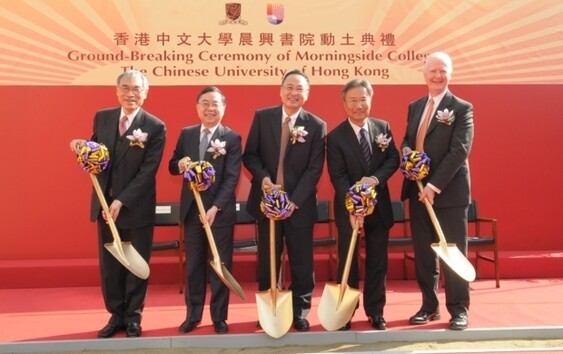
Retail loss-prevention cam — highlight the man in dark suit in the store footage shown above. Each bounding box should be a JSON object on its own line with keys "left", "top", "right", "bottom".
{"left": 70, "top": 70, "right": 166, "bottom": 338}
{"left": 327, "top": 79, "right": 399, "bottom": 331}
{"left": 169, "top": 86, "right": 242, "bottom": 335}
{"left": 401, "top": 52, "right": 474, "bottom": 330}
{"left": 243, "top": 69, "right": 326, "bottom": 331}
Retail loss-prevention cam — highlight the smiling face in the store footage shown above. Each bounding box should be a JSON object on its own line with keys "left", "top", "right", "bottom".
{"left": 280, "top": 73, "right": 309, "bottom": 115}
{"left": 423, "top": 53, "right": 452, "bottom": 96}
{"left": 116, "top": 74, "right": 148, "bottom": 115}
{"left": 343, "top": 85, "right": 372, "bottom": 127}
{"left": 196, "top": 91, "right": 225, "bottom": 128}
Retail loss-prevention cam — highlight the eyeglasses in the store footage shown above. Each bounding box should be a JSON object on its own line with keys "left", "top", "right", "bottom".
{"left": 282, "top": 85, "right": 308, "bottom": 94}
{"left": 346, "top": 98, "right": 370, "bottom": 106}
{"left": 118, "top": 85, "right": 145, "bottom": 94}
{"left": 198, "top": 101, "right": 223, "bottom": 109}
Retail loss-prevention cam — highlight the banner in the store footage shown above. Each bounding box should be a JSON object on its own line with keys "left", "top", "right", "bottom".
{"left": 1, "top": 0, "right": 562, "bottom": 85}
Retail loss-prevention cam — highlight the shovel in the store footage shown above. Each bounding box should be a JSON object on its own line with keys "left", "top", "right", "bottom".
{"left": 417, "top": 181, "right": 476, "bottom": 282}
{"left": 317, "top": 222, "right": 361, "bottom": 331}
{"left": 255, "top": 218, "right": 293, "bottom": 338}
{"left": 90, "top": 174, "right": 150, "bottom": 280}
{"left": 191, "top": 188, "right": 246, "bottom": 301}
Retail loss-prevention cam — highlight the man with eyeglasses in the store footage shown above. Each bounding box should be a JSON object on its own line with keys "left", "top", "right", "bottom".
{"left": 243, "top": 69, "right": 327, "bottom": 332}
{"left": 327, "top": 79, "right": 399, "bottom": 331}
{"left": 69, "top": 70, "right": 166, "bottom": 338}
{"left": 169, "top": 86, "right": 242, "bottom": 335}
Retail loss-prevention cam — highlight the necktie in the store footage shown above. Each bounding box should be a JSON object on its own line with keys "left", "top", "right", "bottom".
{"left": 199, "top": 128, "right": 210, "bottom": 160}
{"left": 119, "top": 116, "right": 128, "bottom": 136}
{"left": 415, "top": 98, "right": 434, "bottom": 151}
{"left": 276, "top": 116, "right": 291, "bottom": 187}
{"left": 359, "top": 128, "right": 372, "bottom": 166}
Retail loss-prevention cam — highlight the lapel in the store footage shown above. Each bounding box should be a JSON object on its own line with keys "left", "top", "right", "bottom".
{"left": 269, "top": 106, "right": 284, "bottom": 153}
{"left": 427, "top": 91, "right": 453, "bottom": 136}
{"left": 201, "top": 124, "right": 225, "bottom": 161}
{"left": 113, "top": 109, "right": 145, "bottom": 167}
{"left": 286, "top": 108, "right": 310, "bottom": 154}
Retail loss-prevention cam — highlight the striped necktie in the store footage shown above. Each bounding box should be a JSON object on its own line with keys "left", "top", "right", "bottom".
{"left": 360, "top": 128, "right": 372, "bottom": 166}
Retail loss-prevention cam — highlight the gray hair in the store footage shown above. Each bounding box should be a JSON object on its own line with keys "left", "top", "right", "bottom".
{"left": 425, "top": 52, "right": 453, "bottom": 74}
{"left": 116, "top": 70, "right": 149, "bottom": 89}
{"left": 341, "top": 79, "right": 373, "bottom": 100}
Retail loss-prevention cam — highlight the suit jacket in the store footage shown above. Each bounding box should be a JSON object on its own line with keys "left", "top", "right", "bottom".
{"left": 327, "top": 118, "right": 399, "bottom": 228}
{"left": 169, "top": 124, "right": 242, "bottom": 227}
{"left": 242, "top": 105, "right": 326, "bottom": 227}
{"left": 400, "top": 90, "right": 474, "bottom": 207}
{"left": 90, "top": 107, "right": 166, "bottom": 228}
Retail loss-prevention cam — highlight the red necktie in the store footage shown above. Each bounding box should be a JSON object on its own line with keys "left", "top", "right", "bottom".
{"left": 276, "top": 116, "right": 291, "bottom": 187}
{"left": 415, "top": 98, "right": 434, "bottom": 151}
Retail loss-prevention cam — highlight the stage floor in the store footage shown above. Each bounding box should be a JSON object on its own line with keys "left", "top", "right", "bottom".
{"left": 1, "top": 279, "right": 563, "bottom": 353}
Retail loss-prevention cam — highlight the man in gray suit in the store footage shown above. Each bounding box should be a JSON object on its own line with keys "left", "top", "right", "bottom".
{"left": 243, "top": 69, "right": 326, "bottom": 331}
{"left": 70, "top": 70, "right": 166, "bottom": 338}
{"left": 169, "top": 86, "right": 242, "bottom": 335}
{"left": 401, "top": 52, "right": 474, "bottom": 330}
{"left": 327, "top": 79, "right": 399, "bottom": 331}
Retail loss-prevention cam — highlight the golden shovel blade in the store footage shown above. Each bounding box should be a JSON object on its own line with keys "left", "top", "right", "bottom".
{"left": 431, "top": 242, "right": 476, "bottom": 282}
{"left": 317, "top": 283, "right": 361, "bottom": 331}
{"left": 104, "top": 241, "right": 150, "bottom": 280}
{"left": 256, "top": 289, "right": 293, "bottom": 338}
{"left": 209, "top": 259, "right": 246, "bottom": 301}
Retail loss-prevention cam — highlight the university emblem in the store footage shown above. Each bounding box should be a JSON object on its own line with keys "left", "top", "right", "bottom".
{"left": 266, "top": 4, "right": 284, "bottom": 25}
{"left": 219, "top": 3, "right": 248, "bottom": 25}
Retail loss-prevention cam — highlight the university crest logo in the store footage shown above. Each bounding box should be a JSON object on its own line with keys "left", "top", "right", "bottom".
{"left": 219, "top": 3, "right": 248, "bottom": 25}
{"left": 266, "top": 4, "right": 284, "bottom": 25}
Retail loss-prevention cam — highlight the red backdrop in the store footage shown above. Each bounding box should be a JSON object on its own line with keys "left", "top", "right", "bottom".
{"left": 1, "top": 84, "right": 562, "bottom": 262}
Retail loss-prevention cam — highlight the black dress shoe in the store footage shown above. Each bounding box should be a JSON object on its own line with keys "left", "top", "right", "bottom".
{"left": 369, "top": 316, "right": 387, "bottom": 330}
{"left": 126, "top": 322, "right": 142, "bottom": 337}
{"left": 97, "top": 323, "right": 124, "bottom": 338}
{"left": 213, "top": 320, "right": 229, "bottom": 334}
{"left": 409, "top": 310, "right": 441, "bottom": 325}
{"left": 339, "top": 321, "right": 352, "bottom": 331}
{"left": 179, "top": 320, "right": 199, "bottom": 333}
{"left": 293, "top": 317, "right": 310, "bottom": 331}
{"left": 449, "top": 314, "right": 468, "bottom": 330}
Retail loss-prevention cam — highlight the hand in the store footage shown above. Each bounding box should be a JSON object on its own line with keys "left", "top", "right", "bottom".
{"left": 349, "top": 215, "right": 364, "bottom": 230}
{"left": 178, "top": 157, "right": 191, "bottom": 172}
{"left": 359, "top": 176, "right": 378, "bottom": 187}
{"left": 418, "top": 185, "right": 435, "bottom": 205}
{"left": 285, "top": 200, "right": 298, "bottom": 218}
{"left": 70, "top": 139, "right": 86, "bottom": 154}
{"left": 261, "top": 177, "right": 275, "bottom": 192}
{"left": 102, "top": 199, "right": 123, "bottom": 222}
{"left": 199, "top": 205, "right": 219, "bottom": 226}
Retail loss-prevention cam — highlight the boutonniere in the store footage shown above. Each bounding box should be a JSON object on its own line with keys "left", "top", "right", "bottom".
{"left": 375, "top": 133, "right": 392, "bottom": 152}
{"left": 436, "top": 109, "right": 455, "bottom": 126}
{"left": 126, "top": 128, "right": 148, "bottom": 148}
{"left": 289, "top": 126, "right": 308, "bottom": 144}
{"left": 207, "top": 139, "right": 226, "bottom": 159}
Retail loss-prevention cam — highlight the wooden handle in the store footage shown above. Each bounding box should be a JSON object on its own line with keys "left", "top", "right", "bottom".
{"left": 338, "top": 224, "right": 359, "bottom": 306}
{"left": 90, "top": 174, "right": 123, "bottom": 245}
{"left": 192, "top": 188, "right": 221, "bottom": 262}
{"left": 416, "top": 180, "right": 448, "bottom": 245}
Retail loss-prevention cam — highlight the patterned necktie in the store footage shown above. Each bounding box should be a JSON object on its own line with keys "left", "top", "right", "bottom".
{"left": 415, "top": 98, "right": 434, "bottom": 151}
{"left": 119, "top": 116, "right": 128, "bottom": 136}
{"left": 359, "top": 128, "right": 372, "bottom": 166}
{"left": 276, "top": 116, "right": 291, "bottom": 187}
{"left": 199, "top": 128, "right": 210, "bottom": 160}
